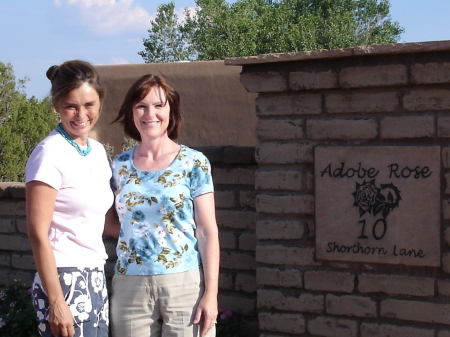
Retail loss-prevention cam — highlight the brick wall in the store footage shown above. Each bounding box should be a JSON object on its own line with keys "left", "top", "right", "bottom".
{"left": 0, "top": 146, "right": 259, "bottom": 335}
{"left": 226, "top": 40, "right": 450, "bottom": 337}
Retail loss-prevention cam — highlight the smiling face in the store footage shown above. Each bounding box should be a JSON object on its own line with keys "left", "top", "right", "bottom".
{"left": 132, "top": 86, "right": 171, "bottom": 141}
{"left": 54, "top": 83, "right": 101, "bottom": 145}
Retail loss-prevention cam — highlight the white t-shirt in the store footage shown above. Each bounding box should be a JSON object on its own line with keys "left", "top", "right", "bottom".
{"left": 26, "top": 130, "right": 114, "bottom": 268}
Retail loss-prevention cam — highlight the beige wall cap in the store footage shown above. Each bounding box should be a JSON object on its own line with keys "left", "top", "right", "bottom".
{"left": 225, "top": 40, "right": 450, "bottom": 66}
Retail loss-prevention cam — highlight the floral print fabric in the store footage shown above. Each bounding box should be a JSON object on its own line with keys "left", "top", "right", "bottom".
{"left": 32, "top": 267, "right": 109, "bottom": 337}
{"left": 111, "top": 145, "right": 214, "bottom": 276}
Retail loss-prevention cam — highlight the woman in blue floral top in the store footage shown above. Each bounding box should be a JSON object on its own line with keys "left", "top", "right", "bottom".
{"left": 104, "top": 74, "right": 219, "bottom": 337}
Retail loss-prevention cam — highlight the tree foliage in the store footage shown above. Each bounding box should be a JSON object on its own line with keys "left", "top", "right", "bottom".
{"left": 138, "top": 2, "right": 193, "bottom": 63}
{"left": 139, "top": 0, "right": 404, "bottom": 62}
{"left": 0, "top": 62, "right": 57, "bottom": 182}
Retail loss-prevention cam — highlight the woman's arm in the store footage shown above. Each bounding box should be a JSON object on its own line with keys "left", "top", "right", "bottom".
{"left": 26, "top": 181, "right": 75, "bottom": 337}
{"left": 192, "top": 192, "right": 220, "bottom": 337}
{"left": 103, "top": 205, "right": 121, "bottom": 238}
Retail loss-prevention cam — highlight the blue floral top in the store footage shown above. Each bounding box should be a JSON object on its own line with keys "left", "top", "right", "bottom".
{"left": 111, "top": 145, "right": 214, "bottom": 275}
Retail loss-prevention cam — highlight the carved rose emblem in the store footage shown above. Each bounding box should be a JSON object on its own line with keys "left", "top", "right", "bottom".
{"left": 352, "top": 180, "right": 379, "bottom": 215}
{"left": 352, "top": 180, "right": 401, "bottom": 218}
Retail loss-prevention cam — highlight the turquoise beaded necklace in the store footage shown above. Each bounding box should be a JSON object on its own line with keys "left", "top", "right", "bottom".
{"left": 56, "top": 123, "right": 92, "bottom": 156}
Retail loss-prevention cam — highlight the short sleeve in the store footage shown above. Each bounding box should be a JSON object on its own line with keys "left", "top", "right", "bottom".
{"left": 190, "top": 152, "right": 214, "bottom": 198}
{"left": 110, "top": 149, "right": 133, "bottom": 192}
{"left": 25, "top": 144, "right": 63, "bottom": 190}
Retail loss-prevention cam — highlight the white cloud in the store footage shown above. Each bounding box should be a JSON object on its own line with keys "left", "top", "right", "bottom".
{"left": 53, "top": 0, "right": 153, "bottom": 36}
{"left": 109, "top": 57, "right": 130, "bottom": 65}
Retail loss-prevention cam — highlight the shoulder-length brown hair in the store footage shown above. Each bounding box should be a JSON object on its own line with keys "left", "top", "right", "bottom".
{"left": 113, "top": 74, "right": 181, "bottom": 141}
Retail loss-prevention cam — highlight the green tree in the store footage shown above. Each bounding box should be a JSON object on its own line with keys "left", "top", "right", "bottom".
{"left": 139, "top": 0, "right": 404, "bottom": 62}
{"left": 0, "top": 62, "right": 27, "bottom": 125}
{"left": 138, "top": 2, "right": 193, "bottom": 63}
{"left": 0, "top": 62, "right": 57, "bottom": 182}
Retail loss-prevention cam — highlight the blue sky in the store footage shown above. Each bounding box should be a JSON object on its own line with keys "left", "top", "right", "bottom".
{"left": 1, "top": 0, "right": 449, "bottom": 99}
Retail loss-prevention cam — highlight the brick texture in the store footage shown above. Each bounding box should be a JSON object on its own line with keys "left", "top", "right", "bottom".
{"left": 340, "top": 65, "right": 408, "bottom": 88}
{"left": 258, "top": 289, "right": 323, "bottom": 313}
{"left": 290, "top": 69, "right": 338, "bottom": 90}
{"left": 0, "top": 201, "right": 26, "bottom": 216}
{"left": 381, "top": 299, "right": 450, "bottom": 324}
{"left": 240, "top": 71, "right": 288, "bottom": 93}
{"left": 216, "top": 210, "right": 256, "bottom": 229}
{"left": 443, "top": 148, "right": 450, "bottom": 168}
{"left": 256, "top": 194, "right": 314, "bottom": 214}
{"left": 360, "top": 323, "right": 434, "bottom": 337}
{"left": 219, "top": 231, "right": 236, "bottom": 250}
{"left": 256, "top": 119, "right": 303, "bottom": 140}
{"left": 256, "top": 267, "right": 303, "bottom": 288}
{"left": 326, "top": 294, "right": 377, "bottom": 317}
{"left": 438, "top": 117, "right": 450, "bottom": 137}
{"left": 0, "top": 253, "right": 11, "bottom": 267}
{"left": 307, "top": 118, "right": 377, "bottom": 140}
{"left": 256, "top": 245, "right": 318, "bottom": 267}
{"left": 235, "top": 273, "right": 257, "bottom": 293}
{"left": 218, "top": 294, "right": 256, "bottom": 315}
{"left": 213, "top": 167, "right": 255, "bottom": 185}
{"left": 258, "top": 312, "right": 305, "bottom": 334}
{"left": 304, "top": 271, "right": 355, "bottom": 293}
{"left": 239, "top": 191, "right": 256, "bottom": 208}
{"left": 12, "top": 253, "right": 35, "bottom": 270}
{"left": 256, "top": 220, "right": 305, "bottom": 240}
{"left": 214, "top": 191, "right": 235, "bottom": 208}
{"left": 256, "top": 142, "right": 314, "bottom": 164}
{"left": 444, "top": 199, "right": 450, "bottom": 220}
{"left": 438, "top": 279, "right": 450, "bottom": 297}
{"left": 443, "top": 253, "right": 450, "bottom": 274}
{"left": 239, "top": 233, "right": 257, "bottom": 251}
{"left": 308, "top": 316, "right": 358, "bottom": 337}
{"left": 256, "top": 93, "right": 322, "bottom": 116}
{"left": 219, "top": 273, "right": 233, "bottom": 290}
{"left": 404, "top": 89, "right": 450, "bottom": 111}
{"left": 380, "top": 116, "right": 435, "bottom": 139}
{"left": 326, "top": 91, "right": 398, "bottom": 113}
{"left": 0, "top": 217, "right": 15, "bottom": 233}
{"left": 0, "top": 235, "right": 31, "bottom": 251}
{"left": 358, "top": 274, "right": 435, "bottom": 297}
{"left": 256, "top": 170, "right": 302, "bottom": 191}
{"left": 411, "top": 63, "right": 450, "bottom": 84}
{"left": 221, "top": 251, "right": 256, "bottom": 270}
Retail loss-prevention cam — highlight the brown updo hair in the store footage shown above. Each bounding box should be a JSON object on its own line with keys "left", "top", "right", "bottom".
{"left": 113, "top": 74, "right": 181, "bottom": 141}
{"left": 46, "top": 60, "right": 106, "bottom": 107}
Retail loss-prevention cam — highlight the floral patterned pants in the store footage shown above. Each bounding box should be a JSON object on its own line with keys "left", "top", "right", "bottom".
{"left": 31, "top": 267, "right": 109, "bottom": 337}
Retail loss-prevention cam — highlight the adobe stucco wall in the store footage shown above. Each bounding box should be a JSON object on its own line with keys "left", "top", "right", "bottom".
{"left": 226, "top": 40, "right": 450, "bottom": 336}
{"left": 93, "top": 60, "right": 258, "bottom": 153}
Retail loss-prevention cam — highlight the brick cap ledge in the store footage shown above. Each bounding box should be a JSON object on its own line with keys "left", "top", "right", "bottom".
{"left": 0, "top": 182, "right": 26, "bottom": 199}
{"left": 224, "top": 40, "right": 450, "bottom": 66}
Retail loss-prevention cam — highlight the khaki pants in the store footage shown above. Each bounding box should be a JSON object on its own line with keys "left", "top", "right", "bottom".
{"left": 110, "top": 268, "right": 215, "bottom": 337}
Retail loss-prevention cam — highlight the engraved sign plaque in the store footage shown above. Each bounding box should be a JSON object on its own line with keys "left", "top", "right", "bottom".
{"left": 315, "top": 146, "right": 440, "bottom": 266}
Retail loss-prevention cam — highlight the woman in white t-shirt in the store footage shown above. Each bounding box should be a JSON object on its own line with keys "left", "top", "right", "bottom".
{"left": 25, "top": 60, "right": 113, "bottom": 337}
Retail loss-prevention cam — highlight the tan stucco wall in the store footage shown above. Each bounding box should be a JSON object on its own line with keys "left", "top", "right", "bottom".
{"left": 93, "top": 60, "right": 257, "bottom": 154}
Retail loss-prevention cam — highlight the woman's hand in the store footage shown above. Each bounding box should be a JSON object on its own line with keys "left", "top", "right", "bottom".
{"left": 49, "top": 300, "right": 75, "bottom": 337}
{"left": 193, "top": 292, "right": 218, "bottom": 337}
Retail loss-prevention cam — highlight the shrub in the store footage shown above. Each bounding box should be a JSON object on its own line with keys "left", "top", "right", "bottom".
{"left": 216, "top": 310, "right": 241, "bottom": 337}
{"left": 0, "top": 279, "right": 38, "bottom": 337}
